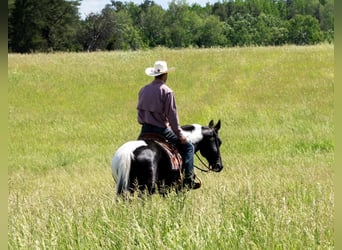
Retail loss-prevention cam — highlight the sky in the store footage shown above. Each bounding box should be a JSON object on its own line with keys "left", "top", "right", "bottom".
{"left": 79, "top": 0, "right": 219, "bottom": 18}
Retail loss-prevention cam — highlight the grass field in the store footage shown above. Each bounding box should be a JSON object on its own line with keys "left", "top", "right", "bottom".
{"left": 8, "top": 45, "right": 334, "bottom": 249}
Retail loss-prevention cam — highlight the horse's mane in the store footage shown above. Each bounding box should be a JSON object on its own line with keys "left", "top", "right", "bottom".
{"left": 182, "top": 124, "right": 203, "bottom": 144}
{"left": 181, "top": 125, "right": 195, "bottom": 131}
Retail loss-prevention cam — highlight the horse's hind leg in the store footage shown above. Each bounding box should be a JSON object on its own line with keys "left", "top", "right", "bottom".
{"left": 137, "top": 175, "right": 156, "bottom": 195}
{"left": 131, "top": 158, "right": 156, "bottom": 195}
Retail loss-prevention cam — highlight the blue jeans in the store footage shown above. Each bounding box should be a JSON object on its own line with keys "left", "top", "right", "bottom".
{"left": 139, "top": 124, "right": 195, "bottom": 179}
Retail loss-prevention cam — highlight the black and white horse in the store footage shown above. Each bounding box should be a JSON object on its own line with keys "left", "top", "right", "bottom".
{"left": 111, "top": 120, "right": 223, "bottom": 195}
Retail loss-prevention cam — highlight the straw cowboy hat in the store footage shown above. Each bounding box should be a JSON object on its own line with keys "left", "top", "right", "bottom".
{"left": 145, "top": 61, "right": 175, "bottom": 77}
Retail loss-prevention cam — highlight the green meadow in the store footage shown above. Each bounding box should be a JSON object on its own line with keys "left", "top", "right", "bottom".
{"left": 8, "top": 45, "right": 334, "bottom": 249}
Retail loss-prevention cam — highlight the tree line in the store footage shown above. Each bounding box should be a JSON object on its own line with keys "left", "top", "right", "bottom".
{"left": 8, "top": 0, "right": 334, "bottom": 53}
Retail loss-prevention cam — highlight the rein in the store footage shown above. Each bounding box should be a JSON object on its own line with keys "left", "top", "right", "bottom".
{"left": 193, "top": 128, "right": 221, "bottom": 173}
{"left": 194, "top": 152, "right": 211, "bottom": 172}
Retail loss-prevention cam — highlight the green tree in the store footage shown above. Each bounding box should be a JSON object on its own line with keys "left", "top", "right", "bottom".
{"left": 319, "top": 0, "right": 334, "bottom": 42}
{"left": 139, "top": 4, "right": 166, "bottom": 47}
{"left": 227, "top": 13, "right": 257, "bottom": 46}
{"left": 319, "top": 0, "right": 334, "bottom": 30}
{"left": 42, "top": 0, "right": 81, "bottom": 51}
{"left": 10, "top": 0, "right": 45, "bottom": 52}
{"left": 106, "top": 8, "right": 146, "bottom": 50}
{"left": 254, "top": 14, "right": 288, "bottom": 46}
{"left": 79, "top": 5, "right": 145, "bottom": 51}
{"left": 78, "top": 6, "right": 116, "bottom": 51}
{"left": 8, "top": 0, "right": 16, "bottom": 51}
{"left": 286, "top": 0, "right": 321, "bottom": 19}
{"left": 288, "top": 14, "right": 323, "bottom": 44}
{"left": 9, "top": 0, "right": 80, "bottom": 53}
{"left": 8, "top": 0, "right": 334, "bottom": 51}
{"left": 164, "top": 0, "right": 201, "bottom": 47}
{"left": 211, "top": 2, "right": 228, "bottom": 21}
{"left": 197, "top": 15, "right": 228, "bottom": 47}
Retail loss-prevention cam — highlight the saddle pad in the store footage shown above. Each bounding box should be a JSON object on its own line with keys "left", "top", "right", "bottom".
{"left": 139, "top": 133, "right": 182, "bottom": 171}
{"left": 154, "top": 140, "right": 183, "bottom": 171}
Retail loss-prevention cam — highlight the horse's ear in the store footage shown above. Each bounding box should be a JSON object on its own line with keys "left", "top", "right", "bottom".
{"left": 208, "top": 120, "right": 214, "bottom": 128}
{"left": 214, "top": 120, "right": 221, "bottom": 131}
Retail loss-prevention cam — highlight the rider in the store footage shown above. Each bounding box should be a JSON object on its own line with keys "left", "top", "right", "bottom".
{"left": 137, "top": 60, "right": 201, "bottom": 189}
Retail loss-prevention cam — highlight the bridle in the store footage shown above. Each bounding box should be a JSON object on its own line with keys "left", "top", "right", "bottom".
{"left": 194, "top": 128, "right": 221, "bottom": 172}
{"left": 194, "top": 152, "right": 211, "bottom": 172}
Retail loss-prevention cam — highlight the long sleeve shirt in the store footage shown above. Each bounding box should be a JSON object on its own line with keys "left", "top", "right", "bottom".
{"left": 137, "top": 79, "right": 183, "bottom": 137}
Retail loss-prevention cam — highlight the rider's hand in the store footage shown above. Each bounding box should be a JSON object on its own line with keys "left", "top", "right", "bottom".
{"left": 179, "top": 135, "right": 188, "bottom": 144}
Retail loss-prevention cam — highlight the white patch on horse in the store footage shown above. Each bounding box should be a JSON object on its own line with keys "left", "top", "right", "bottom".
{"left": 111, "top": 140, "right": 147, "bottom": 185}
{"left": 182, "top": 124, "right": 203, "bottom": 144}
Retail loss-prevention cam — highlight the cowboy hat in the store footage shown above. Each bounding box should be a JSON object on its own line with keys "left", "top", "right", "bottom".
{"left": 145, "top": 61, "right": 175, "bottom": 77}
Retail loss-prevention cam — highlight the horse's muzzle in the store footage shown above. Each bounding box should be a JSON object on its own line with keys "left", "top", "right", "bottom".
{"left": 211, "top": 162, "right": 223, "bottom": 172}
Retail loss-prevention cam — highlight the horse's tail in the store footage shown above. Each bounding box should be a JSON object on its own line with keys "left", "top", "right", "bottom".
{"left": 111, "top": 140, "right": 147, "bottom": 195}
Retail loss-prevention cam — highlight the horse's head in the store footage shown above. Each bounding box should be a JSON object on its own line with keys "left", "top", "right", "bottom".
{"left": 182, "top": 120, "right": 223, "bottom": 172}
{"left": 198, "top": 120, "right": 223, "bottom": 172}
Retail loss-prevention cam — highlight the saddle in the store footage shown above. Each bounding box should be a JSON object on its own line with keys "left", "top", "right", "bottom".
{"left": 138, "top": 133, "right": 183, "bottom": 177}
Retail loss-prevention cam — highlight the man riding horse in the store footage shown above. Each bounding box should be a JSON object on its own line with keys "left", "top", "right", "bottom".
{"left": 137, "top": 60, "right": 201, "bottom": 189}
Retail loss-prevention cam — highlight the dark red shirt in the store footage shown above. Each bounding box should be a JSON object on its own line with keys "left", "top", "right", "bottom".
{"left": 137, "top": 79, "right": 183, "bottom": 137}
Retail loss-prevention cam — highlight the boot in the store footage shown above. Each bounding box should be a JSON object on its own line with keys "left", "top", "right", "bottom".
{"left": 183, "top": 174, "right": 201, "bottom": 190}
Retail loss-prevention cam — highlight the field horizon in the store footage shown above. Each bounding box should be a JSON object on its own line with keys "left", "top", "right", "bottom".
{"left": 8, "top": 45, "right": 334, "bottom": 249}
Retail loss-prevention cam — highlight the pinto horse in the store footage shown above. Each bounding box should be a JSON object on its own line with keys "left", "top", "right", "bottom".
{"left": 111, "top": 120, "right": 223, "bottom": 195}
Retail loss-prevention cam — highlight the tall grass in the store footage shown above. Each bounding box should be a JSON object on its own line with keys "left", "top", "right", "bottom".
{"left": 8, "top": 45, "right": 334, "bottom": 249}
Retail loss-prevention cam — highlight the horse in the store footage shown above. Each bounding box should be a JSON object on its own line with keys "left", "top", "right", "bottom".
{"left": 111, "top": 120, "right": 223, "bottom": 195}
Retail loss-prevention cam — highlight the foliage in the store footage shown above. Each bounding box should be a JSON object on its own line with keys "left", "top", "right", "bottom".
{"left": 197, "top": 15, "right": 228, "bottom": 47}
{"left": 9, "top": 0, "right": 81, "bottom": 53}
{"left": 77, "top": 8, "right": 116, "bottom": 51}
{"left": 138, "top": 4, "right": 166, "bottom": 47}
{"left": 8, "top": 0, "right": 334, "bottom": 51}
{"left": 288, "top": 14, "right": 323, "bottom": 45}
{"left": 8, "top": 45, "right": 334, "bottom": 248}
